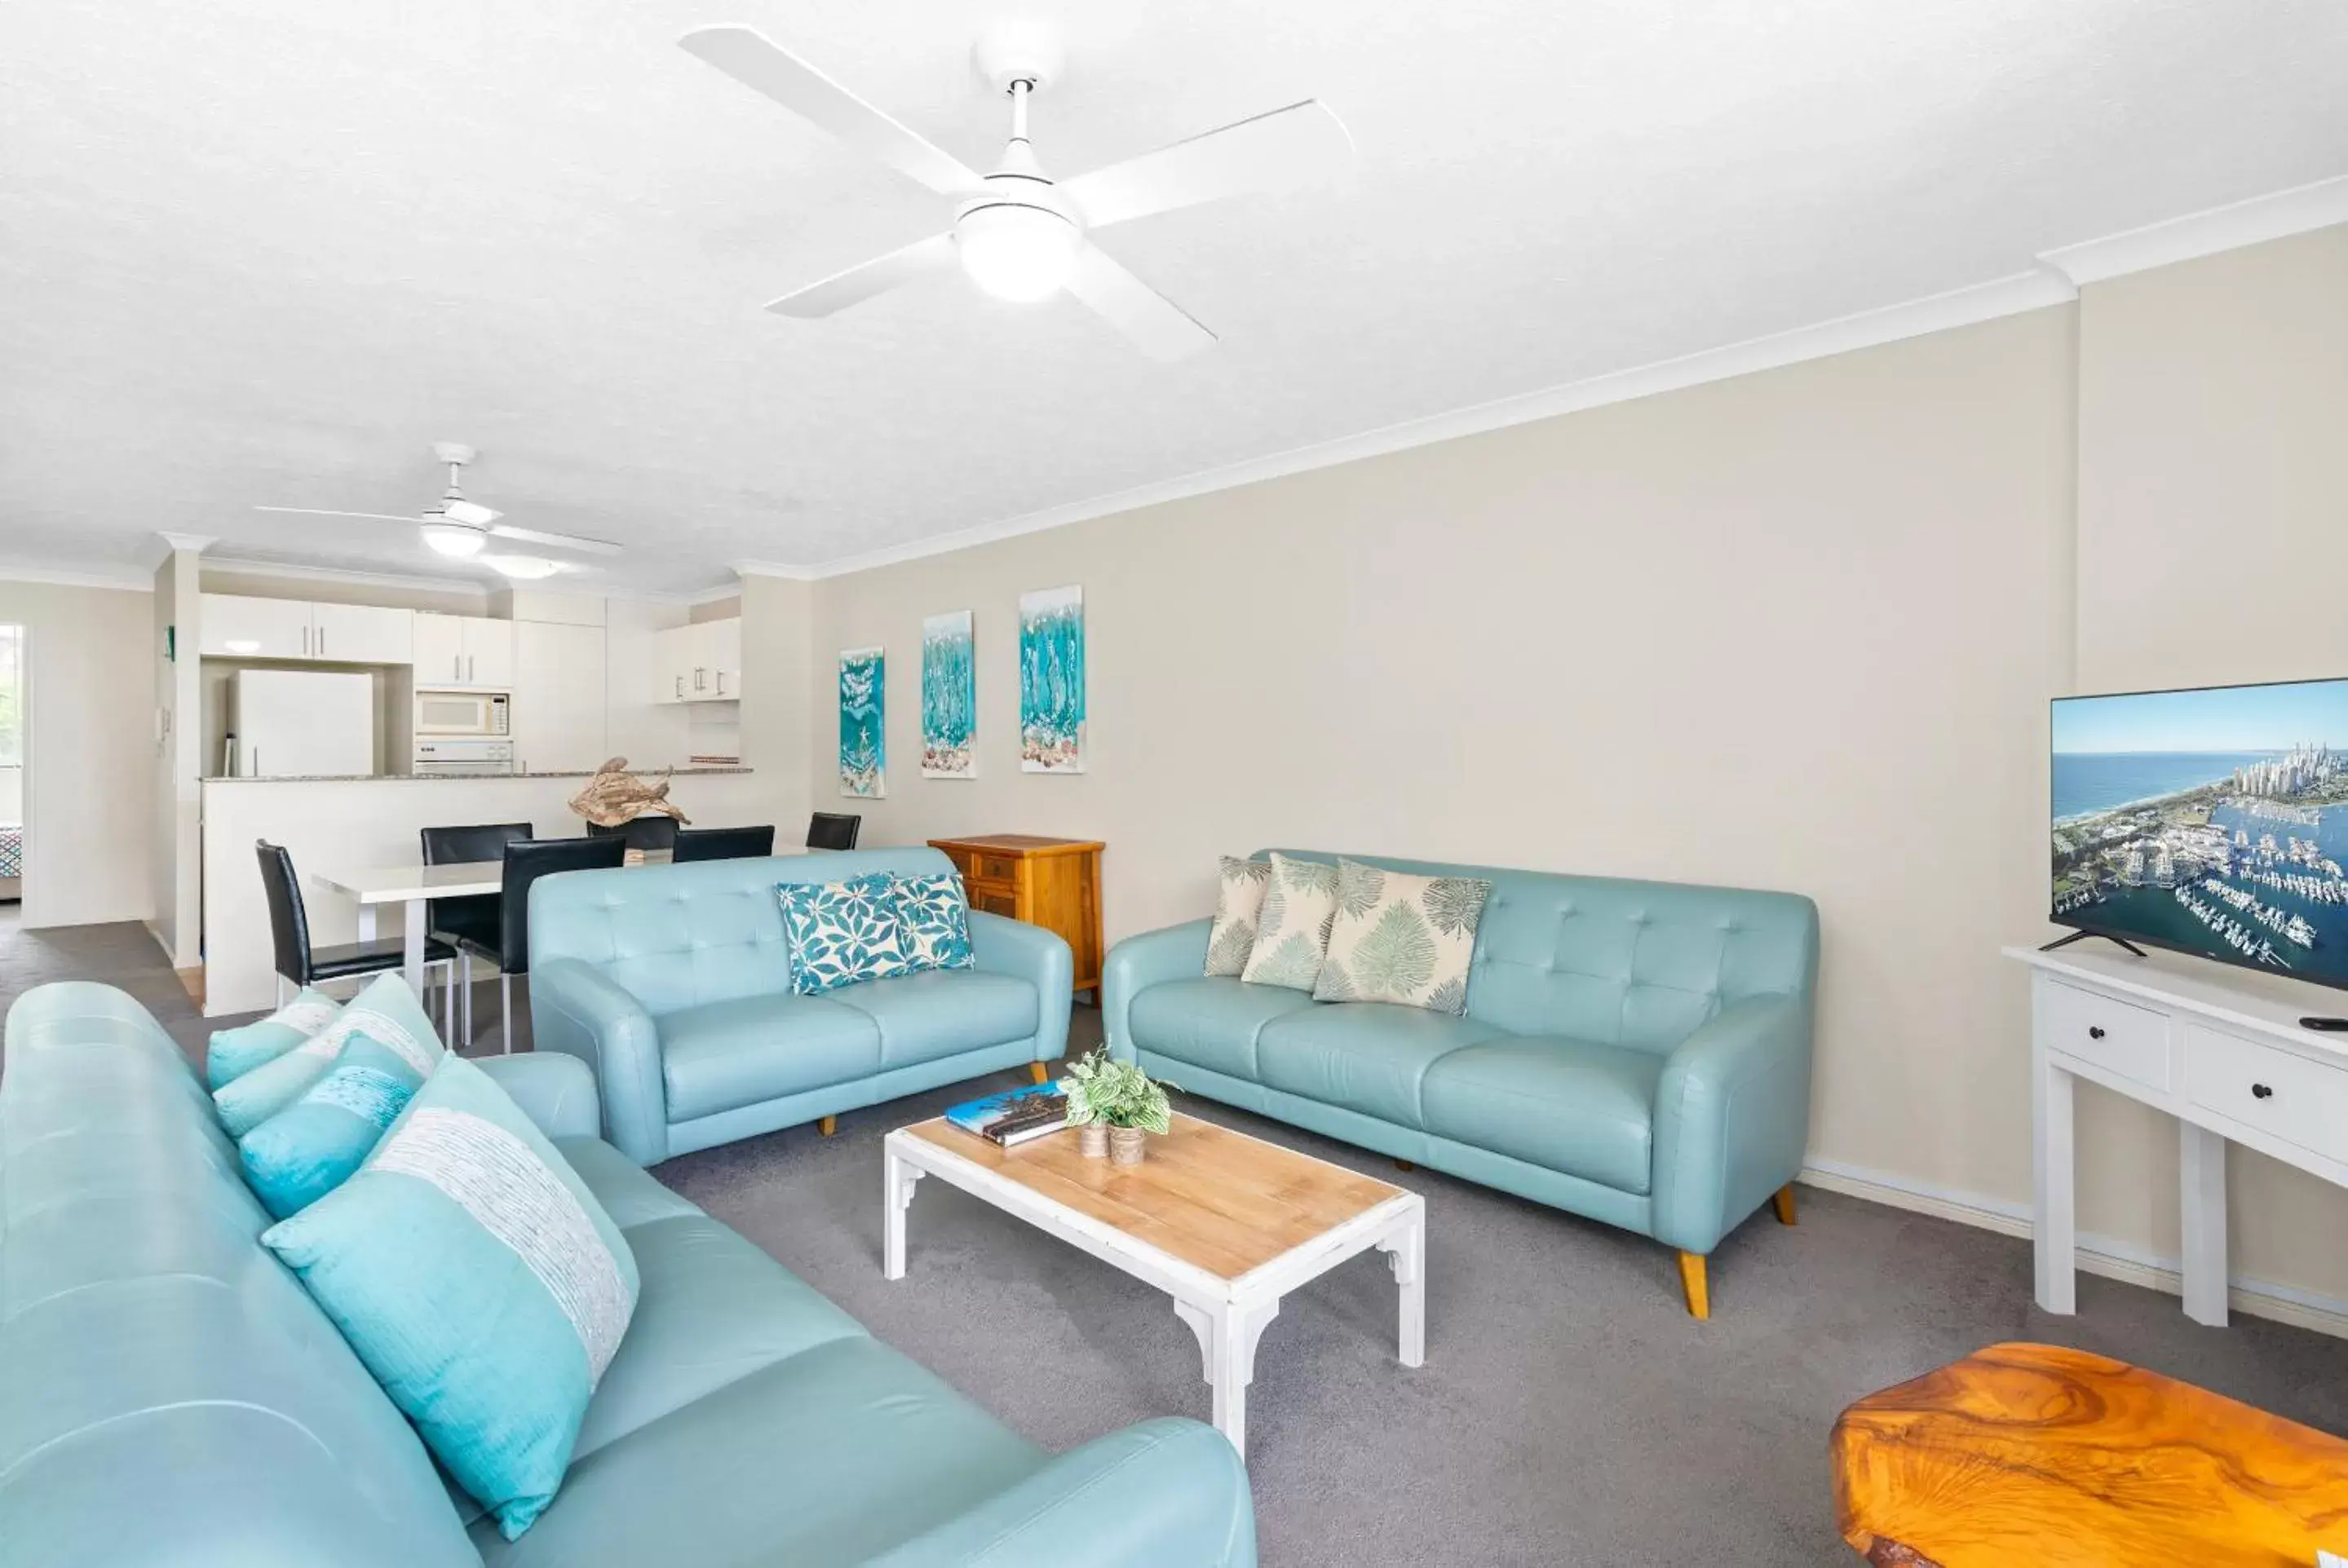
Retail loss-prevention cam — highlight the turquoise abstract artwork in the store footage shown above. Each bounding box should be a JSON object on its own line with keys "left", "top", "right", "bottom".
{"left": 838, "top": 645, "right": 886, "bottom": 797}
{"left": 1019, "top": 584, "right": 1086, "bottom": 773}
{"left": 921, "top": 611, "right": 975, "bottom": 779}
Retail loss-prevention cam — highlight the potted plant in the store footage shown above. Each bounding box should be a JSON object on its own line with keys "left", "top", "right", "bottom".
{"left": 1061, "top": 1049, "right": 1174, "bottom": 1166}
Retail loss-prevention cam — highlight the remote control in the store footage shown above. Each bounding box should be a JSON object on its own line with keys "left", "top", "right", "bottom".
{"left": 2302, "top": 1017, "right": 2348, "bottom": 1031}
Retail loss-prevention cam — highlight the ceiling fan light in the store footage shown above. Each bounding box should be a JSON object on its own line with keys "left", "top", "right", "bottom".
{"left": 420, "top": 520, "right": 486, "bottom": 558}
{"left": 484, "top": 554, "right": 564, "bottom": 581}
{"left": 955, "top": 202, "right": 1079, "bottom": 303}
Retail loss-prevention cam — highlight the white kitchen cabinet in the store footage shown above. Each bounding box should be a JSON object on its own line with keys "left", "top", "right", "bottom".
{"left": 511, "top": 621, "right": 607, "bottom": 774}
{"left": 201, "top": 594, "right": 315, "bottom": 660}
{"left": 413, "top": 614, "right": 514, "bottom": 689}
{"left": 654, "top": 618, "right": 743, "bottom": 703}
{"left": 308, "top": 602, "right": 413, "bottom": 665}
{"left": 702, "top": 617, "right": 743, "bottom": 701}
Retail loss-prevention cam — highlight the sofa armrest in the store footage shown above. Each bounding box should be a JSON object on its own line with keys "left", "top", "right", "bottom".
{"left": 968, "top": 911, "right": 1073, "bottom": 1066}
{"left": 1649, "top": 994, "right": 1814, "bottom": 1256}
{"left": 861, "top": 1419, "right": 1255, "bottom": 1568}
{"left": 527, "top": 956, "right": 669, "bottom": 1166}
{"left": 474, "top": 1052, "right": 602, "bottom": 1142}
{"left": 1102, "top": 920, "right": 1213, "bottom": 1062}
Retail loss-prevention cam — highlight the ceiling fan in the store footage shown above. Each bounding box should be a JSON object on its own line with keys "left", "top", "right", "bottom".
{"left": 256, "top": 443, "right": 622, "bottom": 578}
{"left": 678, "top": 20, "right": 1352, "bottom": 360}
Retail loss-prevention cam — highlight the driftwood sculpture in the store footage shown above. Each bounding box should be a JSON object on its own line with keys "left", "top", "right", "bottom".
{"left": 568, "top": 757, "right": 692, "bottom": 828}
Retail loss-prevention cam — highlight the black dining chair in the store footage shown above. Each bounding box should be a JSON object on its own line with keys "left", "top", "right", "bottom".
{"left": 256, "top": 840, "right": 457, "bottom": 1028}
{"left": 672, "top": 824, "right": 777, "bottom": 863}
{"left": 449, "top": 835, "right": 628, "bottom": 1051}
{"left": 586, "top": 815, "right": 681, "bottom": 854}
{"left": 806, "top": 812, "right": 862, "bottom": 851}
{"left": 421, "top": 822, "right": 533, "bottom": 1046}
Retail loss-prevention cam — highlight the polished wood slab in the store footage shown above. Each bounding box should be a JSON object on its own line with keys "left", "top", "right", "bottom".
{"left": 1832, "top": 1341, "right": 2348, "bottom": 1566}
{"left": 904, "top": 1112, "right": 1402, "bottom": 1282}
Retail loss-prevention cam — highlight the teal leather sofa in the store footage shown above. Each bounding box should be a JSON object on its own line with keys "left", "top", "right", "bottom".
{"left": 1105, "top": 850, "right": 1819, "bottom": 1317}
{"left": 0, "top": 981, "right": 1255, "bottom": 1567}
{"left": 528, "top": 848, "right": 1071, "bottom": 1166}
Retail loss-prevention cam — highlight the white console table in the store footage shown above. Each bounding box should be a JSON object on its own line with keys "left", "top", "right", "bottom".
{"left": 2009, "top": 943, "right": 2348, "bottom": 1327}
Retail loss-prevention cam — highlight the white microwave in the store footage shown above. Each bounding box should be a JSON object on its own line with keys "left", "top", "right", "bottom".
{"left": 415, "top": 689, "right": 510, "bottom": 737}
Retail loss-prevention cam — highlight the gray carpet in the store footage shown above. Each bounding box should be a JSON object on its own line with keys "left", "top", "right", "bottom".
{"left": 23, "top": 917, "right": 2348, "bottom": 1565}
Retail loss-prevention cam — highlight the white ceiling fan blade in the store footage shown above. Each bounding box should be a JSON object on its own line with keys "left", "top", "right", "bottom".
{"left": 254, "top": 506, "right": 422, "bottom": 523}
{"left": 679, "top": 27, "right": 984, "bottom": 197}
{"left": 766, "top": 232, "right": 957, "bottom": 317}
{"left": 440, "top": 498, "right": 501, "bottom": 527}
{"left": 1060, "top": 100, "right": 1353, "bottom": 231}
{"left": 486, "top": 523, "right": 623, "bottom": 557}
{"left": 1065, "top": 245, "right": 1216, "bottom": 362}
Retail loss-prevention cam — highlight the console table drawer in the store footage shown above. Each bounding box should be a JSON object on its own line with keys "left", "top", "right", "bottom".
{"left": 2184, "top": 1027, "right": 2348, "bottom": 1164}
{"left": 2040, "top": 980, "right": 2169, "bottom": 1089}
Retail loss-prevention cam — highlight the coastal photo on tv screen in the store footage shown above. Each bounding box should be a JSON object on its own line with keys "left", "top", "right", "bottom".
{"left": 2052, "top": 678, "right": 2348, "bottom": 986}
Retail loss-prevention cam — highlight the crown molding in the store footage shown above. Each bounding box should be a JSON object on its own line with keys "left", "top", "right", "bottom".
{"left": 2037, "top": 173, "right": 2348, "bottom": 287}
{"left": 798, "top": 267, "right": 2076, "bottom": 580}
{"left": 153, "top": 531, "right": 216, "bottom": 556}
{"left": 730, "top": 559, "right": 820, "bottom": 582}
{"left": 0, "top": 559, "right": 156, "bottom": 591}
{"left": 198, "top": 554, "right": 495, "bottom": 599}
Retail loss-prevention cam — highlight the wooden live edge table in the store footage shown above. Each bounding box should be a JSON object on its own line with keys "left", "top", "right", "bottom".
{"left": 883, "top": 1112, "right": 1426, "bottom": 1457}
{"left": 1832, "top": 1341, "right": 2348, "bottom": 1566}
{"left": 927, "top": 834, "right": 1104, "bottom": 995}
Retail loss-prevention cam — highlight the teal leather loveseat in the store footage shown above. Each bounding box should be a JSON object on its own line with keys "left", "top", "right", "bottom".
{"left": 1105, "top": 851, "right": 1819, "bottom": 1317}
{"left": 0, "top": 981, "right": 1256, "bottom": 1567}
{"left": 528, "top": 848, "right": 1071, "bottom": 1165}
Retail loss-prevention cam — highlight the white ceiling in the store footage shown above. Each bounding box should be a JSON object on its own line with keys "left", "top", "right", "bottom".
{"left": 2, "top": 1, "right": 2345, "bottom": 595}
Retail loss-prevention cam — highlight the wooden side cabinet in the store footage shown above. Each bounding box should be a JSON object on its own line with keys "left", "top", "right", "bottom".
{"left": 928, "top": 834, "right": 1104, "bottom": 996}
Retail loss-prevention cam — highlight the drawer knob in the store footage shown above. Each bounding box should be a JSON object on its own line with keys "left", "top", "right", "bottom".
{"left": 2252, "top": 1083, "right": 2275, "bottom": 1100}
{"left": 2087, "top": 1026, "right": 2106, "bottom": 1040}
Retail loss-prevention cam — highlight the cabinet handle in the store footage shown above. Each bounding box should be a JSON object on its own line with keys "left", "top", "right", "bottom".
{"left": 715, "top": 671, "right": 726, "bottom": 696}
{"left": 2087, "top": 1026, "right": 2105, "bottom": 1040}
{"left": 2252, "top": 1083, "right": 2275, "bottom": 1099}
{"left": 674, "top": 674, "right": 683, "bottom": 699}
{"left": 301, "top": 625, "right": 309, "bottom": 656}
{"left": 467, "top": 654, "right": 475, "bottom": 682}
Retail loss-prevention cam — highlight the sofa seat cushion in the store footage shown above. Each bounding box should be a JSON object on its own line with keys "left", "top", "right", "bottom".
{"left": 570, "top": 1215, "right": 869, "bottom": 1464}
{"left": 658, "top": 995, "right": 881, "bottom": 1122}
{"left": 1256, "top": 1002, "right": 1508, "bottom": 1129}
{"left": 553, "top": 1137, "right": 705, "bottom": 1231}
{"left": 1129, "top": 978, "right": 1319, "bottom": 1081}
{"left": 829, "top": 969, "right": 1039, "bottom": 1068}
{"left": 1421, "top": 1036, "right": 1664, "bottom": 1194}
{"left": 474, "top": 1336, "right": 1044, "bottom": 1568}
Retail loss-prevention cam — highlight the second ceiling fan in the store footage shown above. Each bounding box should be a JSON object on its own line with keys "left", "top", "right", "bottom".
{"left": 679, "top": 21, "right": 1353, "bottom": 360}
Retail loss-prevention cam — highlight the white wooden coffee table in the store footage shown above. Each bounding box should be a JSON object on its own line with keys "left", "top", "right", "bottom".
{"left": 883, "top": 1111, "right": 1426, "bottom": 1458}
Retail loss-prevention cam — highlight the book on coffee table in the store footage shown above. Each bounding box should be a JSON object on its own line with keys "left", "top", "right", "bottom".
{"left": 942, "top": 1084, "right": 1068, "bottom": 1146}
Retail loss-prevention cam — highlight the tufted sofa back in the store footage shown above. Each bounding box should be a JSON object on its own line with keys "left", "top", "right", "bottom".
{"left": 1264, "top": 850, "right": 1818, "bottom": 1055}
{"left": 527, "top": 846, "right": 958, "bottom": 1017}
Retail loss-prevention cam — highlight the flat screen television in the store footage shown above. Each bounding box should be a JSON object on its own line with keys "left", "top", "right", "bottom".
{"left": 2051, "top": 678, "right": 2348, "bottom": 988}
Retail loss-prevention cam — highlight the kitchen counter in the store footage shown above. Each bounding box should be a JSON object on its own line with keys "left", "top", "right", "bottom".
{"left": 202, "top": 766, "right": 751, "bottom": 783}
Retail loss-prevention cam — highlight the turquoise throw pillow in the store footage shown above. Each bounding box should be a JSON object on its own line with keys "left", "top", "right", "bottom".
{"left": 214, "top": 972, "right": 440, "bottom": 1138}
{"left": 261, "top": 1053, "right": 640, "bottom": 1540}
{"left": 239, "top": 1031, "right": 436, "bottom": 1219}
{"left": 776, "top": 872, "right": 918, "bottom": 994}
{"left": 206, "top": 987, "right": 342, "bottom": 1091}
{"left": 891, "top": 872, "right": 975, "bottom": 972}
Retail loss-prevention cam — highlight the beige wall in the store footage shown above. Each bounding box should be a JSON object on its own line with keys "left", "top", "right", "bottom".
{"left": 2072, "top": 225, "right": 2348, "bottom": 1301}
{"left": 151, "top": 550, "right": 203, "bottom": 964}
{"left": 811, "top": 307, "right": 2080, "bottom": 1240}
{"left": 740, "top": 574, "right": 812, "bottom": 841}
{"left": 0, "top": 579, "right": 156, "bottom": 928}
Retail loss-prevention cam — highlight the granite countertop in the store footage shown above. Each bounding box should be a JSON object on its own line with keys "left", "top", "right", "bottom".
{"left": 202, "top": 766, "right": 754, "bottom": 784}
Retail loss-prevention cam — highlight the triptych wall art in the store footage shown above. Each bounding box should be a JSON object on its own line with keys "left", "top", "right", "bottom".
{"left": 836, "top": 582, "right": 1086, "bottom": 793}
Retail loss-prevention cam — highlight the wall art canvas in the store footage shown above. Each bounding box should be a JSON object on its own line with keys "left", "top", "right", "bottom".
{"left": 921, "top": 611, "right": 976, "bottom": 779}
{"left": 838, "top": 645, "right": 886, "bottom": 797}
{"left": 1019, "top": 585, "right": 1086, "bottom": 774}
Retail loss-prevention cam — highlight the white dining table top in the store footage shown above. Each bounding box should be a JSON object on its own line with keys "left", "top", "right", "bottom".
{"left": 312, "top": 846, "right": 820, "bottom": 904}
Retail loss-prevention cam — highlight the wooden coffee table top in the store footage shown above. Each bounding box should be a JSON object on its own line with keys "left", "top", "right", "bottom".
{"left": 901, "top": 1112, "right": 1405, "bottom": 1281}
{"left": 1832, "top": 1341, "right": 2348, "bottom": 1566}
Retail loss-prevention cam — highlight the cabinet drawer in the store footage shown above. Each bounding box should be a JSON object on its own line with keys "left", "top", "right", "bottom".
{"left": 2184, "top": 1026, "right": 2348, "bottom": 1164}
{"left": 975, "top": 853, "right": 1020, "bottom": 883}
{"left": 970, "top": 887, "right": 1019, "bottom": 918}
{"left": 2040, "top": 979, "right": 2169, "bottom": 1089}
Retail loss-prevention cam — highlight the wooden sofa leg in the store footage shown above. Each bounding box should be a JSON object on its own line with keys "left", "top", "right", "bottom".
{"left": 1678, "top": 1252, "right": 1711, "bottom": 1320}
{"left": 1772, "top": 1183, "right": 1798, "bottom": 1226}
{"left": 819, "top": 1115, "right": 837, "bottom": 1137}
{"left": 1395, "top": 1159, "right": 1416, "bottom": 1172}
{"left": 1028, "top": 1062, "right": 1050, "bottom": 1085}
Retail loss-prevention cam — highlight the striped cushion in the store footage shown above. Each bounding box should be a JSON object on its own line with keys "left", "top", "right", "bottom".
{"left": 213, "top": 973, "right": 440, "bottom": 1137}
{"left": 237, "top": 1031, "right": 436, "bottom": 1219}
{"left": 206, "top": 987, "right": 341, "bottom": 1090}
{"left": 261, "top": 1053, "right": 639, "bottom": 1539}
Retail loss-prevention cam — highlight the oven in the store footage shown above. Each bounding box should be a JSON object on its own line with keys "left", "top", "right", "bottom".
{"left": 412, "top": 740, "right": 515, "bottom": 776}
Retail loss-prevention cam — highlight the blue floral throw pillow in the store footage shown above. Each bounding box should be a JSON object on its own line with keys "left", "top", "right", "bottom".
{"left": 206, "top": 987, "right": 342, "bottom": 1091}
{"left": 891, "top": 872, "right": 975, "bottom": 972}
{"left": 239, "top": 1030, "right": 437, "bottom": 1219}
{"left": 214, "top": 972, "right": 441, "bottom": 1138}
{"left": 776, "top": 872, "right": 917, "bottom": 995}
{"left": 261, "top": 1053, "right": 639, "bottom": 1541}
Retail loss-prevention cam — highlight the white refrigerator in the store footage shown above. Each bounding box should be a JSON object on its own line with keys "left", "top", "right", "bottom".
{"left": 232, "top": 669, "right": 375, "bottom": 777}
